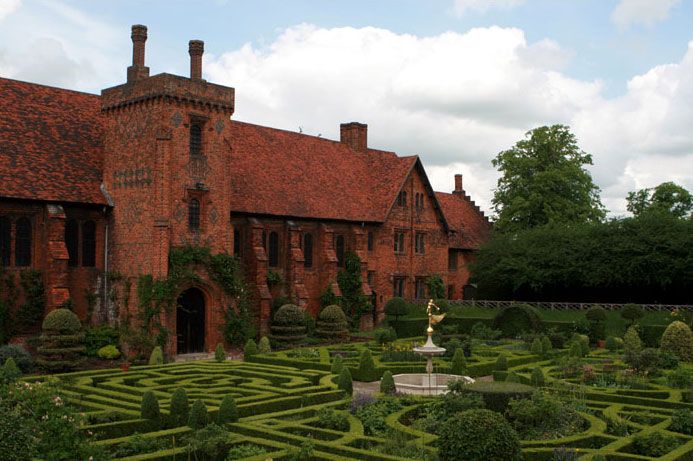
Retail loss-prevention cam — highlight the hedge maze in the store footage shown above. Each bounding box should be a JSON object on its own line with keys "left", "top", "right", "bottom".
{"left": 28, "top": 339, "right": 693, "bottom": 460}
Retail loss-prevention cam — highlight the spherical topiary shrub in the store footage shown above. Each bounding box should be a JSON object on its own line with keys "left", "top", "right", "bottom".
{"left": 380, "top": 370, "right": 396, "bottom": 395}
{"left": 141, "top": 391, "right": 160, "bottom": 420}
{"left": 661, "top": 321, "right": 693, "bottom": 362}
{"left": 217, "top": 395, "right": 239, "bottom": 424}
{"left": 438, "top": 409, "right": 522, "bottom": 461}
{"left": 97, "top": 344, "right": 121, "bottom": 360}
{"left": 492, "top": 304, "right": 542, "bottom": 338}
{"left": 384, "top": 297, "right": 408, "bottom": 323}
{"left": 316, "top": 305, "right": 349, "bottom": 340}
{"left": 270, "top": 304, "right": 307, "bottom": 345}
{"left": 36, "top": 308, "right": 85, "bottom": 372}
{"left": 41, "top": 308, "right": 81, "bottom": 334}
{"left": 188, "top": 399, "right": 209, "bottom": 429}
{"left": 169, "top": 388, "right": 189, "bottom": 427}
{"left": 337, "top": 367, "right": 353, "bottom": 396}
{"left": 461, "top": 381, "right": 534, "bottom": 413}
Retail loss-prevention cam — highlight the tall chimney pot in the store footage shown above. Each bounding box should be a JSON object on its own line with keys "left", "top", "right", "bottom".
{"left": 127, "top": 24, "right": 150, "bottom": 82}
{"left": 454, "top": 174, "right": 463, "bottom": 195}
{"left": 189, "top": 40, "right": 204, "bottom": 80}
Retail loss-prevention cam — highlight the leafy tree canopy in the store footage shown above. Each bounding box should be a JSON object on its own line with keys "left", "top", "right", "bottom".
{"left": 627, "top": 181, "right": 693, "bottom": 219}
{"left": 492, "top": 125, "right": 605, "bottom": 233}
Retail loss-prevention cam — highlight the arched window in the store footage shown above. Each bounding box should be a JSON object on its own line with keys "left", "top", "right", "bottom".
{"left": 0, "top": 217, "right": 10, "bottom": 267}
{"left": 335, "top": 235, "right": 345, "bottom": 267}
{"left": 303, "top": 233, "right": 313, "bottom": 268}
{"left": 190, "top": 124, "right": 202, "bottom": 156}
{"left": 188, "top": 199, "right": 200, "bottom": 230}
{"left": 82, "top": 221, "right": 96, "bottom": 267}
{"left": 15, "top": 217, "right": 31, "bottom": 267}
{"left": 65, "top": 219, "right": 79, "bottom": 267}
{"left": 268, "top": 231, "right": 279, "bottom": 267}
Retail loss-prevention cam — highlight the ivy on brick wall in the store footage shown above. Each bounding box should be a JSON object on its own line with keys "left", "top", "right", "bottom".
{"left": 336, "top": 252, "right": 372, "bottom": 328}
{"left": 133, "top": 245, "right": 249, "bottom": 350}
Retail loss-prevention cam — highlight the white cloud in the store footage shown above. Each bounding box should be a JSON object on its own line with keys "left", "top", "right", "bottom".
{"left": 0, "top": 0, "right": 21, "bottom": 21}
{"left": 453, "top": 0, "right": 524, "bottom": 16}
{"left": 611, "top": 0, "right": 680, "bottom": 30}
{"left": 205, "top": 24, "right": 693, "bottom": 217}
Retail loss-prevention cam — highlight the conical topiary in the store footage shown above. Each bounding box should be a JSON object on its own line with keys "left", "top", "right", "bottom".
{"left": 258, "top": 336, "right": 272, "bottom": 354}
{"left": 331, "top": 354, "right": 344, "bottom": 374}
{"left": 530, "top": 337, "right": 542, "bottom": 356}
{"left": 505, "top": 372, "right": 521, "bottom": 383}
{"left": 541, "top": 335, "right": 552, "bottom": 356}
{"left": 141, "top": 391, "right": 160, "bottom": 420}
{"left": 214, "top": 343, "right": 226, "bottom": 363}
{"left": 149, "top": 346, "right": 164, "bottom": 365}
{"left": 494, "top": 354, "right": 508, "bottom": 371}
{"left": 354, "top": 348, "right": 379, "bottom": 382}
{"left": 188, "top": 399, "right": 208, "bottom": 430}
{"left": 380, "top": 370, "right": 396, "bottom": 395}
{"left": 530, "top": 367, "right": 545, "bottom": 386}
{"left": 337, "top": 367, "right": 353, "bottom": 396}
{"left": 217, "top": 395, "right": 239, "bottom": 424}
{"left": 169, "top": 388, "right": 189, "bottom": 426}
{"left": 450, "top": 348, "right": 467, "bottom": 376}
{"left": 1, "top": 357, "right": 21, "bottom": 384}
{"left": 244, "top": 339, "right": 258, "bottom": 358}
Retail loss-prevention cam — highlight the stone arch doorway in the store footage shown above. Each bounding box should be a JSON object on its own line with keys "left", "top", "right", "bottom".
{"left": 176, "top": 287, "right": 205, "bottom": 354}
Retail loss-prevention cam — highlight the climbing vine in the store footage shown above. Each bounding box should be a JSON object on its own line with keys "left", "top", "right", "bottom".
{"left": 336, "top": 252, "right": 372, "bottom": 328}
{"left": 134, "top": 246, "right": 249, "bottom": 349}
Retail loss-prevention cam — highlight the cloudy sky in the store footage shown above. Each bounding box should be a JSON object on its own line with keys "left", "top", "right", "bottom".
{"left": 2, "top": 0, "right": 693, "bottom": 217}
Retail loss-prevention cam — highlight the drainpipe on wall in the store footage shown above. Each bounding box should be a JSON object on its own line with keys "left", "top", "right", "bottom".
{"left": 103, "top": 211, "right": 109, "bottom": 324}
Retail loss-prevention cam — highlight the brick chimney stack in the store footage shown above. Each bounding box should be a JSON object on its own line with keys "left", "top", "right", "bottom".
{"left": 189, "top": 40, "right": 204, "bottom": 80}
{"left": 453, "top": 174, "right": 463, "bottom": 196}
{"left": 340, "top": 122, "right": 368, "bottom": 152}
{"left": 127, "top": 25, "right": 150, "bottom": 83}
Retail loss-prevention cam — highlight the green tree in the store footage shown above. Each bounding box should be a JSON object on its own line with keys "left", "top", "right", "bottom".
{"left": 336, "top": 252, "right": 371, "bottom": 326}
{"left": 627, "top": 182, "right": 693, "bottom": 219}
{"left": 491, "top": 125, "right": 605, "bottom": 233}
{"left": 217, "top": 395, "right": 239, "bottom": 424}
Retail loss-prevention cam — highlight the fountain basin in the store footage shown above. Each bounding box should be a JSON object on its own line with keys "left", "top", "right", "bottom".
{"left": 393, "top": 373, "right": 475, "bottom": 396}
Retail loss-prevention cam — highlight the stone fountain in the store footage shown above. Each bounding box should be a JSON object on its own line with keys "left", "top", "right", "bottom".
{"left": 392, "top": 299, "right": 474, "bottom": 396}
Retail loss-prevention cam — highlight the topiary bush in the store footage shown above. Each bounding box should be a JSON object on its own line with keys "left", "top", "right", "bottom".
{"left": 621, "top": 304, "right": 644, "bottom": 326}
{"left": 214, "top": 343, "right": 226, "bottom": 362}
{"left": 84, "top": 326, "right": 120, "bottom": 357}
{"left": 148, "top": 346, "right": 164, "bottom": 365}
{"left": 217, "top": 395, "right": 239, "bottom": 424}
{"left": 0, "top": 357, "right": 21, "bottom": 384}
{"left": 492, "top": 304, "right": 542, "bottom": 337}
{"left": 36, "top": 308, "right": 85, "bottom": 372}
{"left": 0, "top": 344, "right": 33, "bottom": 373}
{"left": 494, "top": 353, "right": 508, "bottom": 371}
{"left": 97, "top": 344, "right": 121, "bottom": 360}
{"left": 188, "top": 399, "right": 208, "bottom": 430}
{"left": 243, "top": 338, "right": 258, "bottom": 357}
{"left": 270, "top": 304, "right": 307, "bottom": 345}
{"left": 605, "top": 336, "right": 623, "bottom": 351}
{"left": 331, "top": 354, "right": 344, "bottom": 374}
{"left": 373, "top": 327, "right": 397, "bottom": 345}
{"left": 530, "top": 337, "right": 542, "bottom": 356}
{"left": 141, "top": 391, "right": 160, "bottom": 420}
{"left": 541, "top": 335, "right": 552, "bottom": 357}
{"left": 353, "top": 348, "right": 380, "bottom": 382}
{"left": 586, "top": 306, "right": 607, "bottom": 343}
{"left": 337, "top": 367, "right": 353, "bottom": 396}
{"left": 660, "top": 320, "right": 693, "bottom": 362}
{"left": 450, "top": 348, "right": 467, "bottom": 375}
{"left": 315, "top": 305, "right": 349, "bottom": 340}
{"left": 384, "top": 297, "right": 408, "bottom": 324}
{"left": 460, "top": 381, "right": 534, "bottom": 413}
{"left": 169, "top": 388, "right": 189, "bottom": 427}
{"left": 380, "top": 370, "right": 396, "bottom": 395}
{"left": 530, "top": 367, "right": 545, "bottom": 386}
{"left": 438, "top": 409, "right": 522, "bottom": 461}
{"left": 258, "top": 336, "right": 271, "bottom": 354}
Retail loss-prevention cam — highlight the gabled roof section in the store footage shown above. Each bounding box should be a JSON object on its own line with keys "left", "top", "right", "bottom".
{"left": 0, "top": 78, "right": 107, "bottom": 205}
{"left": 227, "top": 121, "right": 415, "bottom": 223}
{"left": 436, "top": 191, "right": 492, "bottom": 250}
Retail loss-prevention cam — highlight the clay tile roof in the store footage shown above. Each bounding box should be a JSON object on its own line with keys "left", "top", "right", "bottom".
{"left": 0, "top": 78, "right": 106, "bottom": 205}
{"left": 436, "top": 191, "right": 492, "bottom": 250}
{"left": 227, "top": 120, "right": 416, "bottom": 222}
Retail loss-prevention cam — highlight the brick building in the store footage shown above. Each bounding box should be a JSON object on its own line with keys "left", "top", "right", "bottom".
{"left": 0, "top": 25, "right": 490, "bottom": 354}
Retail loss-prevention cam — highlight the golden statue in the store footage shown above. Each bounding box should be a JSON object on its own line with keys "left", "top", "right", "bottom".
{"left": 426, "top": 299, "right": 445, "bottom": 335}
